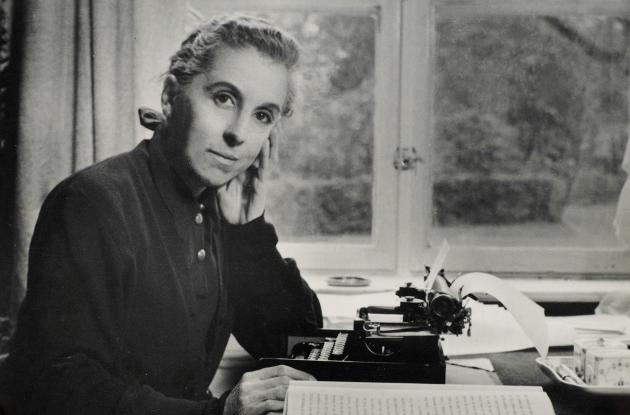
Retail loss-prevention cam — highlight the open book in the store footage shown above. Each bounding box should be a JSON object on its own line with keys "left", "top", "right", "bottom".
{"left": 283, "top": 381, "right": 555, "bottom": 415}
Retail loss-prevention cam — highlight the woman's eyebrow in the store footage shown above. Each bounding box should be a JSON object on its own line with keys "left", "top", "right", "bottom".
{"left": 259, "top": 103, "right": 281, "bottom": 116}
{"left": 206, "top": 79, "right": 281, "bottom": 115}
{"left": 206, "top": 81, "right": 241, "bottom": 98}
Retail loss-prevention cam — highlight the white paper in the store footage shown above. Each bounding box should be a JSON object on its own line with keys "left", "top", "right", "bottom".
{"left": 442, "top": 302, "right": 536, "bottom": 356}
{"left": 425, "top": 240, "right": 450, "bottom": 290}
{"left": 450, "top": 272, "right": 548, "bottom": 357}
{"left": 284, "top": 381, "right": 555, "bottom": 415}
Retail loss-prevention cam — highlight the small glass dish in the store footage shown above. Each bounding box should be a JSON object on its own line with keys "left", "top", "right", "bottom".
{"left": 536, "top": 356, "right": 630, "bottom": 396}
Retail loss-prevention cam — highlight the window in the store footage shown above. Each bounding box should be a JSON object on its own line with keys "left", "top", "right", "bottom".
{"left": 407, "top": 0, "right": 630, "bottom": 277}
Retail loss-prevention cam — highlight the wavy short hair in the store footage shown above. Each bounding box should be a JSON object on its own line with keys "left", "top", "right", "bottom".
{"left": 168, "top": 14, "right": 300, "bottom": 117}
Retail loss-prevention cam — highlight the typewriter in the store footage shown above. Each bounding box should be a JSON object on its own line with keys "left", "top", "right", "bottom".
{"left": 260, "top": 269, "right": 471, "bottom": 383}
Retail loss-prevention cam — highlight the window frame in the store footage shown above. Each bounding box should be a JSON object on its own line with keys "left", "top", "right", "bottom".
{"left": 404, "top": 0, "right": 630, "bottom": 277}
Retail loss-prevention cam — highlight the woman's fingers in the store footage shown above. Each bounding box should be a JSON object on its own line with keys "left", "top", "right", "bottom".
{"left": 241, "top": 377, "right": 290, "bottom": 399}
{"left": 242, "top": 383, "right": 289, "bottom": 406}
{"left": 225, "top": 366, "right": 316, "bottom": 415}
{"left": 217, "top": 142, "right": 271, "bottom": 224}
{"left": 259, "top": 137, "right": 270, "bottom": 175}
{"left": 257, "top": 399, "right": 285, "bottom": 413}
{"left": 269, "top": 126, "right": 280, "bottom": 163}
{"left": 237, "top": 399, "right": 284, "bottom": 415}
{"left": 246, "top": 365, "right": 315, "bottom": 381}
{"left": 216, "top": 180, "right": 242, "bottom": 224}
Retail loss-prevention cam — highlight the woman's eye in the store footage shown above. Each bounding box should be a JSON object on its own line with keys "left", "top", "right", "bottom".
{"left": 255, "top": 111, "right": 273, "bottom": 125}
{"left": 213, "top": 92, "right": 235, "bottom": 108}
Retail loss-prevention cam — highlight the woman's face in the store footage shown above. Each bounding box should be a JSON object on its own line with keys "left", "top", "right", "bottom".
{"left": 166, "top": 46, "right": 288, "bottom": 190}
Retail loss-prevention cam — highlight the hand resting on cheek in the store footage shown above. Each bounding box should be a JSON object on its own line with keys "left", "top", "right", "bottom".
{"left": 218, "top": 133, "right": 276, "bottom": 224}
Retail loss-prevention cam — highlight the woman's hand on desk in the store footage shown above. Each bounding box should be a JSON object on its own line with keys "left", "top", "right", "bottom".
{"left": 223, "top": 365, "right": 315, "bottom": 415}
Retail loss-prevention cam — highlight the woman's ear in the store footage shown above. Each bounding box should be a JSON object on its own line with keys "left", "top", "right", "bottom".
{"left": 161, "top": 75, "right": 180, "bottom": 118}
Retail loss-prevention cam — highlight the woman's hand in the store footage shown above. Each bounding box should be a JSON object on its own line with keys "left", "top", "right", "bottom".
{"left": 217, "top": 137, "right": 273, "bottom": 224}
{"left": 223, "top": 365, "right": 315, "bottom": 415}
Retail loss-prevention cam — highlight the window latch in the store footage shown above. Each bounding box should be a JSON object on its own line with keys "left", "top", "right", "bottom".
{"left": 394, "top": 147, "right": 423, "bottom": 171}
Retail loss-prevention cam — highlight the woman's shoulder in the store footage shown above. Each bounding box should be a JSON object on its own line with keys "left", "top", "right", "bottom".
{"left": 61, "top": 141, "right": 149, "bottom": 194}
{"left": 46, "top": 141, "right": 152, "bottom": 212}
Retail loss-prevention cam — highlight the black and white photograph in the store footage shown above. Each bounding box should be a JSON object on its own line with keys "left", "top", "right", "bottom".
{"left": 1, "top": 1, "right": 630, "bottom": 414}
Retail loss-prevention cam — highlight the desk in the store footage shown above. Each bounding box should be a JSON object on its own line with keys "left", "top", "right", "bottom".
{"left": 211, "top": 341, "right": 630, "bottom": 415}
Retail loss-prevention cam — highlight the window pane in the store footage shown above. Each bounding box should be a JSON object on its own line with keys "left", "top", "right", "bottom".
{"left": 263, "top": 13, "right": 375, "bottom": 242}
{"left": 188, "top": 7, "right": 376, "bottom": 242}
{"left": 431, "top": 15, "right": 629, "bottom": 248}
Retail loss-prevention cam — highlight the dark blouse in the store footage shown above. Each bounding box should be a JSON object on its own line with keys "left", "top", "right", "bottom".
{"left": 7, "top": 136, "right": 322, "bottom": 414}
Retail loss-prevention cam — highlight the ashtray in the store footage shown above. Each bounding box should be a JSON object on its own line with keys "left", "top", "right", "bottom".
{"left": 326, "top": 276, "right": 371, "bottom": 287}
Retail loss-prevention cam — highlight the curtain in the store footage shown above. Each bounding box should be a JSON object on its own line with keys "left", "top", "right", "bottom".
{"left": 1, "top": 0, "right": 18, "bottom": 319}
{"left": 10, "top": 0, "right": 137, "bottom": 315}
{"left": 9, "top": 0, "right": 186, "bottom": 317}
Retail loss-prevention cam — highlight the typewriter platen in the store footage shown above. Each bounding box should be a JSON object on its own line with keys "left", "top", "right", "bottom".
{"left": 260, "top": 269, "right": 471, "bottom": 383}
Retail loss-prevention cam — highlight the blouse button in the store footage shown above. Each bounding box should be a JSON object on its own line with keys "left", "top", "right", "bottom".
{"left": 195, "top": 213, "right": 203, "bottom": 224}
{"left": 197, "top": 249, "right": 206, "bottom": 261}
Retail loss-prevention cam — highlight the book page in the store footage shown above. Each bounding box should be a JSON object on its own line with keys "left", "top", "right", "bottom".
{"left": 284, "top": 382, "right": 554, "bottom": 415}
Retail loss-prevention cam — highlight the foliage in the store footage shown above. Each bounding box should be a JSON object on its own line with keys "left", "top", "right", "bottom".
{"left": 267, "top": 175, "right": 372, "bottom": 238}
{"left": 436, "top": 112, "right": 522, "bottom": 175}
{"left": 245, "top": 12, "right": 629, "bottom": 233}
{"left": 433, "top": 16, "right": 629, "bottom": 225}
{"left": 255, "top": 12, "right": 375, "bottom": 237}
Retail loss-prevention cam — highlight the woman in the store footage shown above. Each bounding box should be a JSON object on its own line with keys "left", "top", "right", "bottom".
{"left": 7, "top": 15, "right": 322, "bottom": 415}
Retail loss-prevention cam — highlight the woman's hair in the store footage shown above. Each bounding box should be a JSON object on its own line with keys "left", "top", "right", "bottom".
{"left": 168, "top": 14, "right": 300, "bottom": 117}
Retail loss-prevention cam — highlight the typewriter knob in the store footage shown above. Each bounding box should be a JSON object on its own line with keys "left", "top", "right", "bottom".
{"left": 429, "top": 293, "right": 459, "bottom": 320}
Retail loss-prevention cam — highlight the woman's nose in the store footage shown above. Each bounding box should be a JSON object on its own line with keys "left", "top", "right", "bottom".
{"left": 222, "top": 130, "right": 242, "bottom": 146}
{"left": 223, "top": 114, "right": 246, "bottom": 147}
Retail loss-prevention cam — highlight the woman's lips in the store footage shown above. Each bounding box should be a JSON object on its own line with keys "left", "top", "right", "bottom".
{"left": 207, "top": 149, "right": 238, "bottom": 162}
